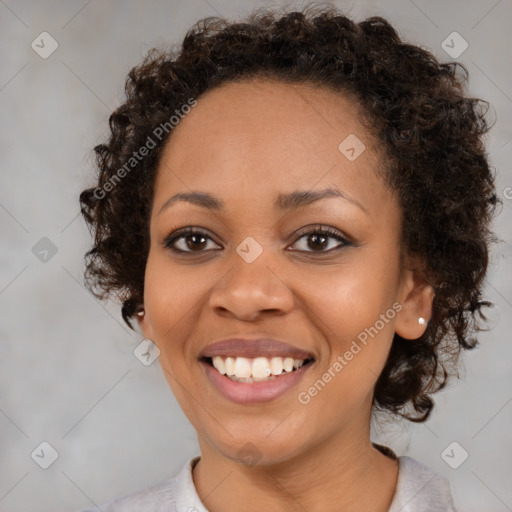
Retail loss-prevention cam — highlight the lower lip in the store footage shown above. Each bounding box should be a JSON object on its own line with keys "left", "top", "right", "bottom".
{"left": 200, "top": 359, "right": 314, "bottom": 404}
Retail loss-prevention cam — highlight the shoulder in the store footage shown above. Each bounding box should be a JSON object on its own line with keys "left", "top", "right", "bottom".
{"left": 72, "top": 457, "right": 201, "bottom": 512}
{"left": 389, "top": 455, "right": 457, "bottom": 512}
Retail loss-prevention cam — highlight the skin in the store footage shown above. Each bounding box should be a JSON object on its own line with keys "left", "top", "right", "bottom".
{"left": 139, "top": 78, "right": 434, "bottom": 512}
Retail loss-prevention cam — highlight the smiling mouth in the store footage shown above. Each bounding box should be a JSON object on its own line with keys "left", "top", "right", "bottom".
{"left": 200, "top": 355, "right": 315, "bottom": 383}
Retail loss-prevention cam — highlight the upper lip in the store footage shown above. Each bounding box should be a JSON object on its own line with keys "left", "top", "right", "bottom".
{"left": 199, "top": 338, "right": 315, "bottom": 360}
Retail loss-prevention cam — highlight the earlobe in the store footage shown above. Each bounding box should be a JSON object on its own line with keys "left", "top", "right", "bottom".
{"left": 394, "top": 268, "right": 435, "bottom": 340}
{"left": 136, "top": 307, "right": 154, "bottom": 340}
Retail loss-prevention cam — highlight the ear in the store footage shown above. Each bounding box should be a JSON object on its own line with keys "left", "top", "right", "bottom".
{"left": 137, "top": 307, "right": 155, "bottom": 341}
{"left": 394, "top": 266, "right": 435, "bottom": 340}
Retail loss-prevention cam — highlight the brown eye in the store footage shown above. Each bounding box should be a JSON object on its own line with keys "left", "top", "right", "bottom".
{"left": 289, "top": 226, "right": 351, "bottom": 253}
{"left": 165, "top": 228, "right": 221, "bottom": 253}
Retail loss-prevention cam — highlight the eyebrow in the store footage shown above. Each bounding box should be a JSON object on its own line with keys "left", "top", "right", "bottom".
{"left": 158, "top": 187, "right": 367, "bottom": 214}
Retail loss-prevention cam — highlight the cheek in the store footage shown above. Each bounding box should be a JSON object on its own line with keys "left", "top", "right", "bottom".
{"left": 142, "top": 255, "right": 206, "bottom": 417}
{"left": 296, "top": 252, "right": 400, "bottom": 392}
{"left": 142, "top": 253, "right": 199, "bottom": 350}
{"left": 303, "top": 257, "right": 398, "bottom": 342}
{"left": 144, "top": 248, "right": 207, "bottom": 319}
{"left": 295, "top": 277, "right": 397, "bottom": 417}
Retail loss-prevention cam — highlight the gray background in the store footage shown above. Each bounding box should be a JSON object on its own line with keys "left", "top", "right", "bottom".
{"left": 1, "top": 0, "right": 511, "bottom": 511}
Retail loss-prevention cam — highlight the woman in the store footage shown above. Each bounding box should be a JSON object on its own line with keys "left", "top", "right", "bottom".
{"left": 77, "top": 4, "right": 497, "bottom": 511}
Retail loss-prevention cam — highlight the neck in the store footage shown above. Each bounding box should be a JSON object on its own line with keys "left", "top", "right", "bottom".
{"left": 192, "top": 420, "right": 399, "bottom": 512}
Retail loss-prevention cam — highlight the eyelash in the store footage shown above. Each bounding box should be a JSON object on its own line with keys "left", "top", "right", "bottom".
{"left": 164, "top": 225, "right": 352, "bottom": 255}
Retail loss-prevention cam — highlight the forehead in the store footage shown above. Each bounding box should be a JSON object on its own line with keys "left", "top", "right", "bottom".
{"left": 153, "top": 78, "right": 391, "bottom": 217}
{"left": 162, "top": 78, "right": 368, "bottom": 159}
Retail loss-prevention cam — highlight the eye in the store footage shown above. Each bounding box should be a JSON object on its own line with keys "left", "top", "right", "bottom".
{"left": 164, "top": 225, "right": 352, "bottom": 255}
{"left": 164, "top": 227, "right": 221, "bottom": 253}
{"left": 288, "top": 225, "right": 352, "bottom": 253}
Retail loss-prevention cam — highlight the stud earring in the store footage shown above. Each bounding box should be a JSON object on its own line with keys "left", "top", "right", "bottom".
{"left": 136, "top": 308, "right": 145, "bottom": 317}
{"left": 418, "top": 317, "right": 426, "bottom": 325}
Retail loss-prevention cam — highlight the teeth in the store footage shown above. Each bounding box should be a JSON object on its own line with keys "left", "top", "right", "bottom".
{"left": 270, "top": 357, "right": 283, "bottom": 375}
{"left": 252, "top": 357, "right": 271, "bottom": 380}
{"left": 212, "top": 356, "right": 226, "bottom": 375}
{"left": 234, "top": 357, "right": 252, "bottom": 379}
{"left": 225, "top": 356, "right": 235, "bottom": 376}
{"left": 283, "top": 357, "right": 294, "bottom": 372}
{"left": 210, "top": 355, "right": 308, "bottom": 381}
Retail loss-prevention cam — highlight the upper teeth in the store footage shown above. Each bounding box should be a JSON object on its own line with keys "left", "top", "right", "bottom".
{"left": 212, "top": 356, "right": 305, "bottom": 380}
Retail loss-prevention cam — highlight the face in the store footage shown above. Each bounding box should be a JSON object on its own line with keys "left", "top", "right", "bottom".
{"left": 139, "top": 78, "right": 431, "bottom": 466}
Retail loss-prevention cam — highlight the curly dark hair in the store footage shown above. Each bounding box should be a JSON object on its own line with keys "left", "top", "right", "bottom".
{"left": 79, "top": 3, "right": 498, "bottom": 422}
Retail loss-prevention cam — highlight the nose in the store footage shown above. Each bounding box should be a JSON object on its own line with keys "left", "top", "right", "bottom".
{"left": 208, "top": 250, "right": 295, "bottom": 322}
